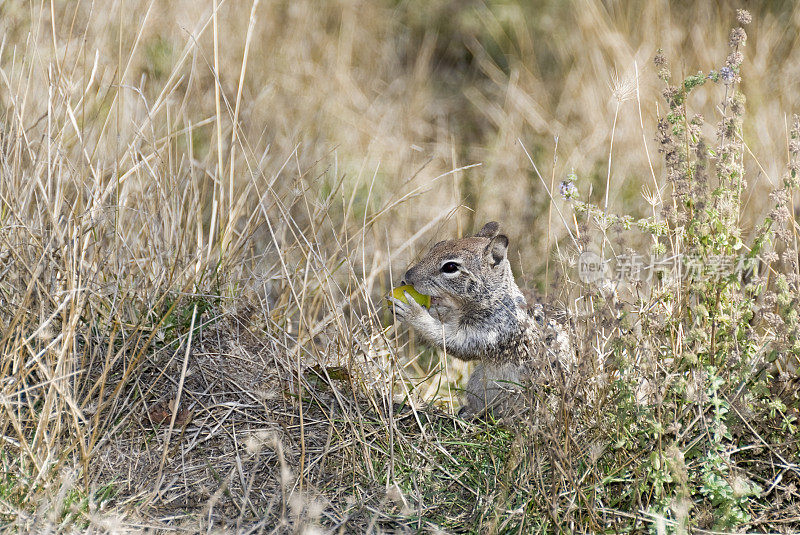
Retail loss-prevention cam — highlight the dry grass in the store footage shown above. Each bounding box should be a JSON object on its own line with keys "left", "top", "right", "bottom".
{"left": 1, "top": 1, "right": 799, "bottom": 533}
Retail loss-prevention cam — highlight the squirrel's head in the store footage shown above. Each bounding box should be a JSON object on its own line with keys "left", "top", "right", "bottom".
{"left": 402, "top": 222, "right": 525, "bottom": 318}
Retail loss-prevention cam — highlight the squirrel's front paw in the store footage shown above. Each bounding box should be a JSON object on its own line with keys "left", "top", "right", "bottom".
{"left": 388, "top": 290, "right": 431, "bottom": 326}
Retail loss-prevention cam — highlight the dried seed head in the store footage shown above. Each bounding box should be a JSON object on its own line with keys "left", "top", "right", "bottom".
{"left": 769, "top": 188, "right": 789, "bottom": 205}
{"left": 737, "top": 9, "right": 752, "bottom": 25}
{"left": 726, "top": 51, "right": 744, "bottom": 68}
{"left": 611, "top": 74, "right": 636, "bottom": 103}
{"left": 729, "top": 27, "right": 747, "bottom": 48}
{"left": 663, "top": 85, "right": 681, "bottom": 101}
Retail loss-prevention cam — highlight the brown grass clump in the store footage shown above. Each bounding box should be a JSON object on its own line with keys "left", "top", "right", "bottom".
{"left": 1, "top": 1, "right": 799, "bottom": 533}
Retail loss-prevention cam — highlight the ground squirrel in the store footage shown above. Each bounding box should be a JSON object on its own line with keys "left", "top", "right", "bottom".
{"left": 390, "top": 222, "right": 572, "bottom": 417}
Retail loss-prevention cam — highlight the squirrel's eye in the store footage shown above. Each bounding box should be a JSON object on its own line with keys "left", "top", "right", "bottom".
{"left": 440, "top": 261, "right": 459, "bottom": 274}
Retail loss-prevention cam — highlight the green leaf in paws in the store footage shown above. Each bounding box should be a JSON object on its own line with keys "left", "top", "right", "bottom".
{"left": 391, "top": 285, "right": 431, "bottom": 308}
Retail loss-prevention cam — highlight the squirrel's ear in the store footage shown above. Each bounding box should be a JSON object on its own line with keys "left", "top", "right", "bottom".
{"left": 475, "top": 221, "right": 500, "bottom": 238}
{"left": 486, "top": 234, "right": 509, "bottom": 266}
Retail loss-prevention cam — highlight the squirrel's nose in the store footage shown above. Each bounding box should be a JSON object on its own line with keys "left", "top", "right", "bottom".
{"left": 402, "top": 268, "right": 414, "bottom": 285}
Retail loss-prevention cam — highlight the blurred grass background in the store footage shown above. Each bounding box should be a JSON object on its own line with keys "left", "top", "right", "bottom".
{"left": 4, "top": 0, "right": 798, "bottom": 277}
